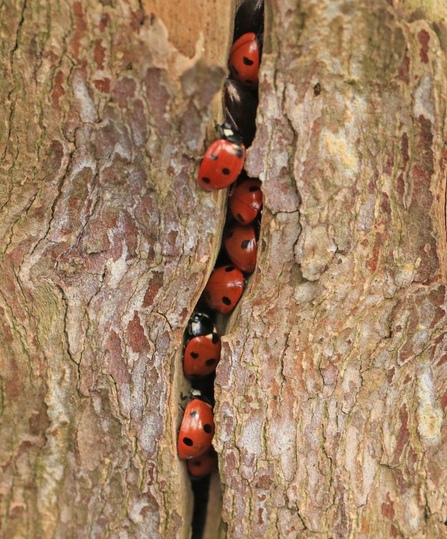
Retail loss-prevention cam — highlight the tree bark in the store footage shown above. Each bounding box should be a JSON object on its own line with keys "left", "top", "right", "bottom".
{"left": 216, "top": 1, "right": 447, "bottom": 538}
{"left": 0, "top": 0, "right": 446, "bottom": 538}
{"left": 0, "top": 1, "right": 230, "bottom": 537}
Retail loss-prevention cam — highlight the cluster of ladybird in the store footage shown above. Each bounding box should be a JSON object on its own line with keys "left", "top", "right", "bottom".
{"left": 177, "top": 0, "right": 264, "bottom": 480}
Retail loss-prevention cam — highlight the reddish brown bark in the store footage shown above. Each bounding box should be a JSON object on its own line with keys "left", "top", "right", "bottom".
{"left": 0, "top": 1, "right": 446, "bottom": 538}
{"left": 0, "top": 1, "right": 230, "bottom": 537}
{"left": 216, "top": 1, "right": 447, "bottom": 537}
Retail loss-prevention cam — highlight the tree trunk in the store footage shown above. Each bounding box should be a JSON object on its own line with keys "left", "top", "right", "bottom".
{"left": 1, "top": 0, "right": 446, "bottom": 538}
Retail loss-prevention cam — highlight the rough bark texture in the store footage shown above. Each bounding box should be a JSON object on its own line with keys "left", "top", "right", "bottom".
{"left": 0, "top": 1, "right": 230, "bottom": 537}
{"left": 216, "top": 0, "right": 447, "bottom": 538}
{"left": 0, "top": 1, "right": 446, "bottom": 539}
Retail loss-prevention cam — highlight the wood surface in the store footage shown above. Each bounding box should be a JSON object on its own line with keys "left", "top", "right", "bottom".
{"left": 0, "top": 0, "right": 446, "bottom": 538}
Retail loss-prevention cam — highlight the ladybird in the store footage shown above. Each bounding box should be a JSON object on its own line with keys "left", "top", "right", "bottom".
{"left": 233, "top": 0, "right": 264, "bottom": 42}
{"left": 183, "top": 313, "right": 221, "bottom": 378}
{"left": 203, "top": 265, "right": 245, "bottom": 314}
{"left": 178, "top": 397, "right": 215, "bottom": 460}
{"left": 186, "top": 446, "right": 218, "bottom": 479}
{"left": 187, "top": 311, "right": 215, "bottom": 338}
{"left": 228, "top": 178, "right": 263, "bottom": 224}
{"left": 224, "top": 223, "right": 258, "bottom": 274}
{"left": 197, "top": 127, "right": 246, "bottom": 191}
{"left": 223, "top": 79, "right": 258, "bottom": 147}
{"left": 229, "top": 32, "right": 260, "bottom": 88}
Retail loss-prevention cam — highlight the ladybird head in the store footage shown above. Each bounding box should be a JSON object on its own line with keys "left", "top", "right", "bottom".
{"left": 217, "top": 123, "right": 244, "bottom": 147}
{"left": 187, "top": 312, "right": 215, "bottom": 338}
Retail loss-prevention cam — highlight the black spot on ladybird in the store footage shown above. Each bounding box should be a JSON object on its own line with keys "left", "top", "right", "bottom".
{"left": 222, "top": 168, "right": 231, "bottom": 175}
{"left": 241, "top": 239, "right": 250, "bottom": 249}
{"left": 203, "top": 424, "right": 212, "bottom": 433}
{"left": 222, "top": 296, "right": 232, "bottom": 306}
{"left": 202, "top": 177, "right": 211, "bottom": 184}
{"left": 183, "top": 437, "right": 194, "bottom": 447}
{"left": 205, "top": 358, "right": 217, "bottom": 366}
{"left": 190, "top": 352, "right": 199, "bottom": 359}
{"left": 243, "top": 56, "right": 254, "bottom": 66}
{"left": 249, "top": 185, "right": 260, "bottom": 192}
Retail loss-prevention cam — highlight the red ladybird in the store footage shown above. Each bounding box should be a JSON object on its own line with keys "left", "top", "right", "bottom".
{"left": 229, "top": 32, "right": 260, "bottom": 88}
{"left": 198, "top": 127, "right": 245, "bottom": 191}
{"left": 178, "top": 397, "right": 215, "bottom": 460}
{"left": 224, "top": 223, "right": 258, "bottom": 274}
{"left": 186, "top": 446, "right": 218, "bottom": 479}
{"left": 183, "top": 313, "right": 221, "bottom": 378}
{"left": 203, "top": 265, "right": 245, "bottom": 314}
{"left": 228, "top": 178, "right": 263, "bottom": 224}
